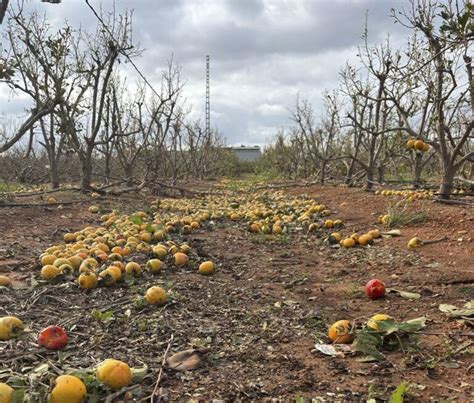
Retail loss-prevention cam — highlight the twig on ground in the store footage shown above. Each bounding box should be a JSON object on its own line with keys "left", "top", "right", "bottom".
{"left": 104, "top": 385, "right": 140, "bottom": 403}
{"left": 149, "top": 334, "right": 174, "bottom": 401}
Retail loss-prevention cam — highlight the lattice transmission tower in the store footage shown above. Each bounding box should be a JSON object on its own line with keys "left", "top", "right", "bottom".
{"left": 205, "top": 55, "right": 210, "bottom": 137}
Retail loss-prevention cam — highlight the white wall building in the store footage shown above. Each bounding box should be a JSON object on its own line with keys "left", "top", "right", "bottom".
{"left": 230, "top": 145, "right": 261, "bottom": 162}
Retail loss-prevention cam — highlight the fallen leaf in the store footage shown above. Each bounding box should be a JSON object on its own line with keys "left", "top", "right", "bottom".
{"left": 439, "top": 301, "right": 474, "bottom": 317}
{"left": 167, "top": 349, "right": 207, "bottom": 371}
{"left": 314, "top": 343, "right": 351, "bottom": 357}
{"left": 387, "top": 288, "right": 421, "bottom": 300}
{"left": 381, "top": 229, "right": 401, "bottom": 237}
{"left": 390, "top": 381, "right": 408, "bottom": 403}
{"left": 397, "top": 317, "right": 427, "bottom": 333}
{"left": 131, "top": 364, "right": 148, "bottom": 382}
{"left": 351, "top": 331, "right": 383, "bottom": 361}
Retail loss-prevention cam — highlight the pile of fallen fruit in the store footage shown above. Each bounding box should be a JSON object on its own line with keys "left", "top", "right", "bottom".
{"left": 0, "top": 184, "right": 442, "bottom": 401}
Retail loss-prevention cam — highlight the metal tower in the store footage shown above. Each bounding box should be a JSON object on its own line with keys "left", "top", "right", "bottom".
{"left": 205, "top": 55, "right": 210, "bottom": 137}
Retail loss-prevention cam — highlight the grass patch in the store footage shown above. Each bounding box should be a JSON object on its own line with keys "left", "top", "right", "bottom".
{"left": 249, "top": 233, "right": 290, "bottom": 244}
{"left": 384, "top": 202, "right": 428, "bottom": 227}
{"left": 456, "top": 286, "right": 474, "bottom": 296}
{"left": 345, "top": 283, "right": 364, "bottom": 298}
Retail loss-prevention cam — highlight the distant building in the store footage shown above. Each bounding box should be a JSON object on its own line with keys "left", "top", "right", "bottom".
{"left": 230, "top": 145, "right": 261, "bottom": 162}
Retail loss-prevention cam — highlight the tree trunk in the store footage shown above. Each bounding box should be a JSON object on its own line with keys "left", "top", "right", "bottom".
{"left": 365, "top": 168, "right": 374, "bottom": 191}
{"left": 124, "top": 164, "right": 134, "bottom": 186}
{"left": 413, "top": 152, "right": 423, "bottom": 189}
{"left": 365, "top": 135, "right": 377, "bottom": 191}
{"left": 49, "top": 156, "right": 60, "bottom": 189}
{"left": 377, "top": 164, "right": 385, "bottom": 184}
{"left": 345, "top": 158, "right": 357, "bottom": 186}
{"left": 320, "top": 160, "right": 327, "bottom": 184}
{"left": 80, "top": 148, "right": 93, "bottom": 191}
{"left": 438, "top": 163, "right": 456, "bottom": 200}
{"left": 104, "top": 153, "right": 112, "bottom": 183}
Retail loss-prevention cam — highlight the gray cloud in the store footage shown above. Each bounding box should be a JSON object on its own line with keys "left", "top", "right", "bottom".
{"left": 1, "top": 0, "right": 411, "bottom": 145}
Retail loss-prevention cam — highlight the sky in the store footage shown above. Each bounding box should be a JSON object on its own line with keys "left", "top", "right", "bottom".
{"left": 0, "top": 0, "right": 413, "bottom": 146}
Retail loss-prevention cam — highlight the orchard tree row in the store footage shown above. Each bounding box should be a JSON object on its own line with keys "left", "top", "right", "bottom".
{"left": 260, "top": 0, "right": 473, "bottom": 199}
{"left": 0, "top": 5, "right": 233, "bottom": 191}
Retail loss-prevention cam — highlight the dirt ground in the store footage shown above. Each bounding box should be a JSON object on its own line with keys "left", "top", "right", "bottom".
{"left": 1, "top": 183, "right": 473, "bottom": 401}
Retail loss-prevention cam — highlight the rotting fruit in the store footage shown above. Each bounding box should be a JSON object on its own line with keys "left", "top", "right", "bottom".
{"left": 198, "top": 261, "right": 214, "bottom": 275}
{"left": 146, "top": 259, "right": 163, "bottom": 274}
{"left": 96, "top": 359, "right": 132, "bottom": 390}
{"left": 0, "top": 316, "right": 24, "bottom": 341}
{"left": 407, "top": 237, "right": 422, "bottom": 249}
{"left": 124, "top": 262, "right": 142, "bottom": 276}
{"left": 49, "top": 374, "right": 87, "bottom": 403}
{"left": 41, "top": 265, "right": 61, "bottom": 280}
{"left": 327, "top": 320, "right": 353, "bottom": 344}
{"left": 144, "top": 286, "right": 168, "bottom": 306}
{"left": 357, "top": 233, "right": 373, "bottom": 246}
{"left": 340, "top": 238, "right": 356, "bottom": 248}
{"left": 38, "top": 325, "right": 68, "bottom": 350}
{"left": 0, "top": 276, "right": 11, "bottom": 287}
{"left": 0, "top": 383, "right": 13, "bottom": 403}
{"left": 174, "top": 252, "right": 189, "bottom": 266}
{"left": 367, "top": 314, "right": 393, "bottom": 331}
{"left": 77, "top": 272, "right": 98, "bottom": 289}
{"left": 365, "top": 279, "right": 386, "bottom": 300}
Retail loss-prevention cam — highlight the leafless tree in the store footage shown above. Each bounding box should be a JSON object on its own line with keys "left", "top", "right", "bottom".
{"left": 291, "top": 92, "right": 342, "bottom": 183}
{"left": 391, "top": 0, "right": 473, "bottom": 198}
{"left": 55, "top": 8, "right": 141, "bottom": 191}
{"left": 0, "top": 13, "right": 66, "bottom": 155}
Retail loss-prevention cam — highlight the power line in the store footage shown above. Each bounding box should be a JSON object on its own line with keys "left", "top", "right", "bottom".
{"left": 84, "top": 0, "right": 160, "bottom": 100}
{"left": 84, "top": 0, "right": 194, "bottom": 132}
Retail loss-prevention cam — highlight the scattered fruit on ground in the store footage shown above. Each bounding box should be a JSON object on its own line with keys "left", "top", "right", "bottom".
{"left": 96, "top": 359, "right": 132, "bottom": 390}
{"left": 375, "top": 189, "right": 434, "bottom": 201}
{"left": 407, "top": 237, "right": 422, "bottom": 249}
{"left": 327, "top": 320, "right": 354, "bottom": 344}
{"left": 357, "top": 233, "right": 373, "bottom": 246}
{"left": 174, "top": 252, "right": 189, "bottom": 266}
{"left": 41, "top": 265, "right": 61, "bottom": 280}
{"left": 340, "top": 238, "right": 356, "bottom": 248}
{"left": 0, "top": 275, "right": 11, "bottom": 286}
{"left": 88, "top": 205, "right": 99, "bottom": 213}
{"left": 368, "top": 229, "right": 381, "bottom": 238}
{"left": 49, "top": 374, "right": 86, "bottom": 403}
{"left": 0, "top": 383, "right": 13, "bottom": 403}
{"left": 77, "top": 272, "right": 98, "bottom": 289}
{"left": 106, "top": 265, "right": 122, "bottom": 282}
{"left": 0, "top": 316, "right": 24, "bottom": 341}
{"left": 146, "top": 259, "right": 163, "bottom": 274}
{"left": 198, "top": 261, "right": 215, "bottom": 275}
{"left": 365, "top": 279, "right": 386, "bottom": 300}
{"left": 38, "top": 325, "right": 68, "bottom": 350}
{"left": 144, "top": 286, "right": 168, "bottom": 306}
{"left": 328, "top": 232, "right": 342, "bottom": 244}
{"left": 63, "top": 233, "right": 76, "bottom": 243}
{"left": 367, "top": 314, "right": 393, "bottom": 331}
{"left": 124, "top": 262, "right": 142, "bottom": 276}
{"left": 40, "top": 254, "right": 57, "bottom": 265}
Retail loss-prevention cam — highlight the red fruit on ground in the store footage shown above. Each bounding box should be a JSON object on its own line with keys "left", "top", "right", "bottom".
{"left": 38, "top": 325, "right": 68, "bottom": 350}
{"left": 365, "top": 279, "right": 386, "bottom": 300}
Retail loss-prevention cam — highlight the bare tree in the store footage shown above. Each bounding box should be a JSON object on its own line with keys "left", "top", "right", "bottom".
{"left": 291, "top": 92, "right": 342, "bottom": 183}
{"left": 391, "top": 0, "right": 473, "bottom": 198}
{"left": 55, "top": 8, "right": 140, "bottom": 191}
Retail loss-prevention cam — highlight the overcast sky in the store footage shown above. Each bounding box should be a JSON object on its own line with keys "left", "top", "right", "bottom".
{"left": 0, "top": 0, "right": 412, "bottom": 146}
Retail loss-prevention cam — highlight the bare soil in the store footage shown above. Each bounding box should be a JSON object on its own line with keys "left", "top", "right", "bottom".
{"left": 1, "top": 183, "right": 473, "bottom": 401}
